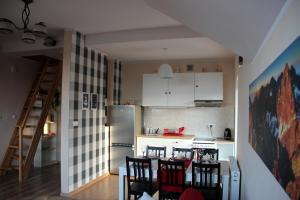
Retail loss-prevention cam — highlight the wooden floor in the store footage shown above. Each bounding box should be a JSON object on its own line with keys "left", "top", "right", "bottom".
{"left": 72, "top": 175, "right": 119, "bottom": 200}
{"left": 0, "top": 165, "right": 157, "bottom": 200}
{"left": 72, "top": 175, "right": 159, "bottom": 200}
{"left": 0, "top": 164, "right": 62, "bottom": 200}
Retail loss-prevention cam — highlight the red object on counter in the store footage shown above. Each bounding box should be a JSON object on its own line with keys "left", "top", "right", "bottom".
{"left": 163, "top": 127, "right": 185, "bottom": 136}
{"left": 178, "top": 127, "right": 185, "bottom": 134}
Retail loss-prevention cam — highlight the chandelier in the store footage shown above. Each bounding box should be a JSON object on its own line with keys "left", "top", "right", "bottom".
{"left": 0, "top": 0, "right": 56, "bottom": 46}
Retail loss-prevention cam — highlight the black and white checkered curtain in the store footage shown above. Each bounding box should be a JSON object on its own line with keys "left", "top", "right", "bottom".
{"left": 113, "top": 60, "right": 122, "bottom": 105}
{"left": 68, "top": 32, "right": 108, "bottom": 191}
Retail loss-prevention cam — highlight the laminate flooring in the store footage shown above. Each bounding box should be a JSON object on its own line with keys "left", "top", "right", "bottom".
{"left": 72, "top": 175, "right": 159, "bottom": 200}
{"left": 71, "top": 175, "right": 119, "bottom": 200}
{"left": 0, "top": 165, "right": 157, "bottom": 200}
{"left": 0, "top": 164, "right": 62, "bottom": 200}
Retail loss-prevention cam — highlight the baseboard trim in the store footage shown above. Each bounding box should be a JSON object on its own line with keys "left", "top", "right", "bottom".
{"left": 61, "top": 173, "right": 110, "bottom": 197}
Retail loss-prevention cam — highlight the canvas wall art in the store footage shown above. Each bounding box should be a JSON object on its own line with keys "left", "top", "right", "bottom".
{"left": 249, "top": 36, "right": 300, "bottom": 200}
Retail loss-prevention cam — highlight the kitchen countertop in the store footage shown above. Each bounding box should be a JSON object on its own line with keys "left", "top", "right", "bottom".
{"left": 137, "top": 134, "right": 195, "bottom": 139}
{"left": 214, "top": 139, "right": 235, "bottom": 144}
{"left": 137, "top": 134, "right": 235, "bottom": 143}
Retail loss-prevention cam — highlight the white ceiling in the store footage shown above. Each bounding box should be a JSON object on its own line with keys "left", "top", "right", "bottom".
{"left": 145, "top": 0, "right": 286, "bottom": 60}
{"left": 96, "top": 37, "right": 234, "bottom": 61}
{"left": 0, "top": 0, "right": 180, "bottom": 34}
{"left": 0, "top": 0, "right": 286, "bottom": 61}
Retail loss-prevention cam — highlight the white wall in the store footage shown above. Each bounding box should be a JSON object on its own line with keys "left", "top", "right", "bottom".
{"left": 237, "top": 0, "right": 300, "bottom": 199}
{"left": 122, "top": 58, "right": 235, "bottom": 105}
{"left": 122, "top": 58, "right": 235, "bottom": 138}
{"left": 0, "top": 55, "right": 39, "bottom": 163}
{"left": 143, "top": 107, "right": 234, "bottom": 138}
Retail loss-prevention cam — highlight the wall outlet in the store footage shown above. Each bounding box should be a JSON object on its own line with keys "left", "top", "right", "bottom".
{"left": 207, "top": 123, "right": 216, "bottom": 128}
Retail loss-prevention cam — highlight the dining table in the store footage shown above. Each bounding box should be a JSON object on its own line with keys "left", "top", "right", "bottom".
{"left": 118, "top": 157, "right": 230, "bottom": 200}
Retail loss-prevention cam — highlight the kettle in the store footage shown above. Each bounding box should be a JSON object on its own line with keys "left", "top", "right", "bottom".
{"left": 224, "top": 128, "right": 232, "bottom": 140}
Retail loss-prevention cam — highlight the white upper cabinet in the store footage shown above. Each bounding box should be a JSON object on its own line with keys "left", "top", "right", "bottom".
{"left": 142, "top": 72, "right": 223, "bottom": 107}
{"left": 143, "top": 73, "right": 194, "bottom": 107}
{"left": 142, "top": 74, "right": 168, "bottom": 106}
{"left": 194, "top": 72, "right": 223, "bottom": 101}
{"left": 168, "top": 73, "right": 195, "bottom": 107}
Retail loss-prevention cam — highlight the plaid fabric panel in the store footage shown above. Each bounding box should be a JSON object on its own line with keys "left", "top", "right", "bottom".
{"left": 68, "top": 32, "right": 108, "bottom": 191}
{"left": 113, "top": 60, "right": 122, "bottom": 105}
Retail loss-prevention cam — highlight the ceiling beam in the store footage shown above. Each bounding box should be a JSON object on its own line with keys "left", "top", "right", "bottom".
{"left": 85, "top": 25, "right": 201, "bottom": 47}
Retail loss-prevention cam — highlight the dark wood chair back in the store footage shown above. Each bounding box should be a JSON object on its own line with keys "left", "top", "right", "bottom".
{"left": 172, "top": 147, "right": 194, "bottom": 160}
{"left": 126, "top": 156, "right": 154, "bottom": 199}
{"left": 157, "top": 159, "right": 185, "bottom": 200}
{"left": 198, "top": 148, "right": 219, "bottom": 161}
{"left": 192, "top": 161, "right": 221, "bottom": 200}
{"left": 146, "top": 146, "right": 166, "bottom": 158}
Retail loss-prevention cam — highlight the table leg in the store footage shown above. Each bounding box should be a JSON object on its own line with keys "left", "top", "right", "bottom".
{"left": 119, "top": 174, "right": 125, "bottom": 200}
{"left": 222, "top": 175, "right": 229, "bottom": 200}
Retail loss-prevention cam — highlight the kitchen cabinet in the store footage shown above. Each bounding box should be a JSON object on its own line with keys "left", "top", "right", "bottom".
{"left": 194, "top": 72, "right": 223, "bottom": 101}
{"left": 168, "top": 73, "right": 195, "bottom": 107}
{"left": 216, "top": 142, "right": 235, "bottom": 161}
{"left": 136, "top": 136, "right": 193, "bottom": 157}
{"left": 142, "top": 74, "right": 168, "bottom": 106}
{"left": 137, "top": 136, "right": 235, "bottom": 161}
{"left": 142, "top": 73, "right": 194, "bottom": 107}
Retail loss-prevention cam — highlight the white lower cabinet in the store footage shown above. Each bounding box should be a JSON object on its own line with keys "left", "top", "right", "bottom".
{"left": 216, "top": 142, "right": 235, "bottom": 160}
{"left": 136, "top": 136, "right": 193, "bottom": 157}
{"left": 137, "top": 136, "right": 235, "bottom": 161}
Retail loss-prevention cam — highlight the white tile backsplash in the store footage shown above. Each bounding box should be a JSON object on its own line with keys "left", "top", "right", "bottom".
{"left": 143, "top": 106, "right": 235, "bottom": 138}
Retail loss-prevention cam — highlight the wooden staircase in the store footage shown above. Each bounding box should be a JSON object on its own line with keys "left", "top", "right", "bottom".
{"left": 0, "top": 58, "right": 62, "bottom": 182}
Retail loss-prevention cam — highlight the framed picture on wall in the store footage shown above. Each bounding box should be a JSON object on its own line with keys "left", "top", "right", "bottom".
{"left": 249, "top": 35, "right": 300, "bottom": 199}
{"left": 82, "top": 92, "right": 89, "bottom": 110}
{"left": 91, "top": 93, "right": 98, "bottom": 110}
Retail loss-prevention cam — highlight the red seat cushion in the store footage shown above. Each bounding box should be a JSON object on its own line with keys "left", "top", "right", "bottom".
{"left": 179, "top": 188, "right": 205, "bottom": 200}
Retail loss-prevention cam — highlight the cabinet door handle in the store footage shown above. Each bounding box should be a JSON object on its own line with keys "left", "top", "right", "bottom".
{"left": 169, "top": 92, "right": 171, "bottom": 95}
{"left": 165, "top": 92, "right": 168, "bottom": 95}
{"left": 195, "top": 85, "right": 199, "bottom": 88}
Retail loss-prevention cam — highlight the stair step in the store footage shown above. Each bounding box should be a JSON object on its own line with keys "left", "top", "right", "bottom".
{"left": 0, "top": 165, "right": 20, "bottom": 171}
{"left": 46, "top": 72, "right": 57, "bottom": 75}
{"left": 25, "top": 124, "right": 37, "bottom": 128}
{"left": 10, "top": 144, "right": 30, "bottom": 150}
{"left": 24, "top": 106, "right": 42, "bottom": 110}
{"left": 11, "top": 154, "right": 26, "bottom": 160}
{"left": 36, "top": 95, "right": 47, "bottom": 100}
{"left": 29, "top": 115, "right": 40, "bottom": 119}
{"left": 23, "top": 134, "right": 34, "bottom": 139}
{"left": 17, "top": 134, "right": 34, "bottom": 139}
{"left": 42, "top": 80, "right": 53, "bottom": 83}
{"left": 38, "top": 89, "right": 48, "bottom": 95}
{"left": 8, "top": 145, "right": 19, "bottom": 149}
{"left": 47, "top": 64, "right": 59, "bottom": 68}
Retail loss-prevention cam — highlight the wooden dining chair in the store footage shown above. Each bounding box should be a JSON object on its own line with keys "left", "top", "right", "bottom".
{"left": 172, "top": 147, "right": 194, "bottom": 160}
{"left": 197, "top": 148, "right": 219, "bottom": 161}
{"left": 191, "top": 161, "right": 221, "bottom": 200}
{"left": 126, "top": 156, "right": 158, "bottom": 200}
{"left": 146, "top": 146, "right": 166, "bottom": 158}
{"left": 157, "top": 159, "right": 186, "bottom": 200}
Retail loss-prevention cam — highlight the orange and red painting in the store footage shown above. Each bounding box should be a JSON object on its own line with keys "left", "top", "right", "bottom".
{"left": 249, "top": 36, "right": 300, "bottom": 200}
